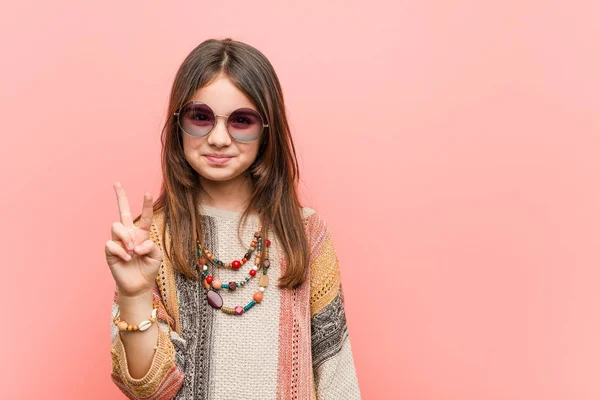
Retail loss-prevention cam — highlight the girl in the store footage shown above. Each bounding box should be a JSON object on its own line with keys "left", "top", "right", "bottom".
{"left": 105, "top": 38, "right": 361, "bottom": 400}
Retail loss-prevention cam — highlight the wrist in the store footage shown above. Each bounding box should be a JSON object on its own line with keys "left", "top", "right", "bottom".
{"left": 117, "top": 287, "right": 154, "bottom": 304}
{"left": 113, "top": 300, "right": 159, "bottom": 333}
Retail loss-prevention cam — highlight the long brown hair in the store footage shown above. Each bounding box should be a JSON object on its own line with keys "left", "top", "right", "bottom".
{"left": 135, "top": 38, "right": 309, "bottom": 290}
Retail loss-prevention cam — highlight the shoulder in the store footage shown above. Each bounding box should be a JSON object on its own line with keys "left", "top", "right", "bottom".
{"left": 300, "top": 206, "right": 335, "bottom": 257}
{"left": 301, "top": 207, "right": 343, "bottom": 316}
{"left": 300, "top": 206, "right": 330, "bottom": 238}
{"left": 301, "top": 206, "right": 317, "bottom": 219}
{"left": 301, "top": 206, "right": 330, "bottom": 227}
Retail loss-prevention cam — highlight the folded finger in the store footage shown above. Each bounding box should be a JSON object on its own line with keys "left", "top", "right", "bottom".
{"left": 111, "top": 221, "right": 135, "bottom": 251}
{"left": 105, "top": 240, "right": 132, "bottom": 262}
{"left": 134, "top": 239, "right": 162, "bottom": 261}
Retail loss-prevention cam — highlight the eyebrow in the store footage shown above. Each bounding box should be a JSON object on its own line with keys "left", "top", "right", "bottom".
{"left": 188, "top": 101, "right": 257, "bottom": 115}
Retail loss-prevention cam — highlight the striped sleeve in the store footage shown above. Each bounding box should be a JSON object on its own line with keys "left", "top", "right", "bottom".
{"left": 305, "top": 209, "right": 362, "bottom": 400}
{"left": 109, "top": 217, "right": 185, "bottom": 399}
{"left": 110, "top": 285, "right": 185, "bottom": 399}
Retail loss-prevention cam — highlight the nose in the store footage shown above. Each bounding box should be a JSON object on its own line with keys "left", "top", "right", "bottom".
{"left": 206, "top": 116, "right": 232, "bottom": 148}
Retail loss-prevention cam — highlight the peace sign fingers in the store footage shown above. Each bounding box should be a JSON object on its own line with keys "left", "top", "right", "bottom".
{"left": 107, "top": 182, "right": 162, "bottom": 298}
{"left": 113, "top": 182, "right": 134, "bottom": 228}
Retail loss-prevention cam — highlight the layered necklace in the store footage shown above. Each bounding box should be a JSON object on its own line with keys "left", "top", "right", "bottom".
{"left": 196, "top": 230, "right": 271, "bottom": 316}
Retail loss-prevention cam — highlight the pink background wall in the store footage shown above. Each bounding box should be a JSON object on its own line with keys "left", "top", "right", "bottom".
{"left": 2, "top": 1, "right": 599, "bottom": 399}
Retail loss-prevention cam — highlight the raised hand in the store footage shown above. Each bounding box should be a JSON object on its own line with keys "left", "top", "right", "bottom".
{"left": 105, "top": 182, "right": 163, "bottom": 298}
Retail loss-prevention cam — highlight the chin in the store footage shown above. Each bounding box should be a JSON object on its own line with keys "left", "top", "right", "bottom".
{"left": 198, "top": 168, "right": 245, "bottom": 182}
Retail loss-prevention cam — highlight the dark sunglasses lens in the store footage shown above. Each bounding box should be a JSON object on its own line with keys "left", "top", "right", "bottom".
{"left": 227, "top": 109, "right": 264, "bottom": 142}
{"left": 180, "top": 103, "right": 214, "bottom": 137}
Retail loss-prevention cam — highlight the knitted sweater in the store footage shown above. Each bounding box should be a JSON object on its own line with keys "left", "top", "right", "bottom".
{"left": 110, "top": 205, "right": 362, "bottom": 400}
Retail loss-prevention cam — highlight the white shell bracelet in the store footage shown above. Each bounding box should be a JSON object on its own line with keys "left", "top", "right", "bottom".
{"left": 112, "top": 301, "right": 159, "bottom": 332}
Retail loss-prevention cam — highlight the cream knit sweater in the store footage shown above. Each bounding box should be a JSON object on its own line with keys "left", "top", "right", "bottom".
{"left": 110, "top": 205, "right": 362, "bottom": 399}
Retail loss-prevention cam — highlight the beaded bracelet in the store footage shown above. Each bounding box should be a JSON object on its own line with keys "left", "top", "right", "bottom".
{"left": 112, "top": 301, "right": 160, "bottom": 332}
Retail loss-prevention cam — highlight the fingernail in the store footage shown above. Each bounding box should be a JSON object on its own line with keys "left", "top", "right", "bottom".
{"left": 125, "top": 254, "right": 132, "bottom": 261}
{"left": 128, "top": 242, "right": 135, "bottom": 250}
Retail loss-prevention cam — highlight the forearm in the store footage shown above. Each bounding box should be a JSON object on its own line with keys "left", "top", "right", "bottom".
{"left": 117, "top": 289, "right": 159, "bottom": 379}
{"left": 111, "top": 288, "right": 185, "bottom": 400}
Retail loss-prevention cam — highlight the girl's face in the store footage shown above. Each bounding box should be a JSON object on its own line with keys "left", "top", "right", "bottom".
{"left": 181, "top": 74, "right": 261, "bottom": 183}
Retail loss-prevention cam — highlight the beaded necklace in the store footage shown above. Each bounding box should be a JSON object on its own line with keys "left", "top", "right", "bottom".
{"left": 197, "top": 230, "right": 271, "bottom": 316}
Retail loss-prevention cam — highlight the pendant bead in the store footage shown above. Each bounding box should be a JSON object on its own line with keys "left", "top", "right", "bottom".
{"left": 259, "top": 275, "right": 269, "bottom": 287}
{"left": 207, "top": 290, "right": 223, "bottom": 309}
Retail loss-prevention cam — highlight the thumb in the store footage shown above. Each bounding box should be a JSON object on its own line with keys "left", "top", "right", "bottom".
{"left": 133, "top": 240, "right": 163, "bottom": 262}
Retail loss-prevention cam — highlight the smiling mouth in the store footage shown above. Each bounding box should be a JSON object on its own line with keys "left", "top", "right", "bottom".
{"left": 204, "top": 155, "right": 232, "bottom": 165}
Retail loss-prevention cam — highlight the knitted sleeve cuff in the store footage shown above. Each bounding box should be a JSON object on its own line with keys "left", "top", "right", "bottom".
{"left": 110, "top": 326, "right": 184, "bottom": 399}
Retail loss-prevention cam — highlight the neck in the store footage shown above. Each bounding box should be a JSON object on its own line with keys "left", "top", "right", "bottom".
{"left": 197, "top": 173, "right": 254, "bottom": 213}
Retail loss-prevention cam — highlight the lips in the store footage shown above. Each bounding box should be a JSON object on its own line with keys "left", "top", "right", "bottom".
{"left": 204, "top": 155, "right": 233, "bottom": 166}
{"left": 205, "top": 154, "right": 233, "bottom": 158}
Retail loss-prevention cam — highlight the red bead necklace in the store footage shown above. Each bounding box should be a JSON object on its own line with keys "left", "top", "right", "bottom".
{"left": 197, "top": 231, "right": 272, "bottom": 316}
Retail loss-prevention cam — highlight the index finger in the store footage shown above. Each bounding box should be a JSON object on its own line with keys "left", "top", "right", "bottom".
{"left": 113, "top": 182, "right": 134, "bottom": 228}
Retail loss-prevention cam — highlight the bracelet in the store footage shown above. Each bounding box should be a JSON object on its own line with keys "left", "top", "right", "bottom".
{"left": 112, "top": 301, "right": 160, "bottom": 332}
